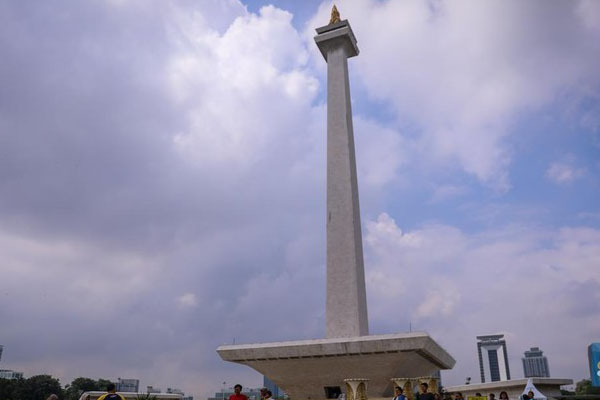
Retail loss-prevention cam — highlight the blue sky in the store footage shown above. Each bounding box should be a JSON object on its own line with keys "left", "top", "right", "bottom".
{"left": 0, "top": 0, "right": 599, "bottom": 398}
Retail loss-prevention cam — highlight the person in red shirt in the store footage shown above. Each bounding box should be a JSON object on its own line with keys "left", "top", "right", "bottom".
{"left": 229, "top": 384, "right": 248, "bottom": 400}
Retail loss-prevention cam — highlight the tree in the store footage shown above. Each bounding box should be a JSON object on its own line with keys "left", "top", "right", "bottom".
{"left": 96, "top": 379, "right": 114, "bottom": 392}
{"left": 12, "top": 375, "right": 63, "bottom": 400}
{"left": 575, "top": 379, "right": 600, "bottom": 395}
{"left": 65, "top": 377, "right": 100, "bottom": 400}
{"left": 64, "top": 377, "right": 115, "bottom": 400}
{"left": 135, "top": 394, "right": 157, "bottom": 400}
{"left": 0, "top": 377, "right": 21, "bottom": 400}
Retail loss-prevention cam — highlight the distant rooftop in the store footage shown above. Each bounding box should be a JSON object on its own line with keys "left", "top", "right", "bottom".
{"left": 476, "top": 334, "right": 505, "bottom": 341}
{"left": 524, "top": 347, "right": 544, "bottom": 357}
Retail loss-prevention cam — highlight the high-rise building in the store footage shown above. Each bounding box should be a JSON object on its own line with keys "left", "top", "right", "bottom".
{"left": 0, "top": 370, "right": 24, "bottom": 379}
{"left": 116, "top": 378, "right": 140, "bottom": 392}
{"left": 522, "top": 347, "right": 550, "bottom": 377}
{"left": 477, "top": 334, "right": 511, "bottom": 383}
{"left": 589, "top": 343, "right": 600, "bottom": 387}
{"left": 264, "top": 376, "right": 282, "bottom": 398}
{"left": 0, "top": 345, "right": 24, "bottom": 380}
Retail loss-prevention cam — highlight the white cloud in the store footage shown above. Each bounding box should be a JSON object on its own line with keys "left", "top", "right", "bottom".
{"left": 306, "top": 0, "right": 600, "bottom": 190}
{"left": 414, "top": 281, "right": 461, "bottom": 320}
{"left": 546, "top": 160, "right": 585, "bottom": 184}
{"left": 0, "top": 229, "right": 159, "bottom": 316}
{"left": 364, "top": 212, "right": 600, "bottom": 383}
{"left": 354, "top": 117, "right": 410, "bottom": 189}
{"left": 168, "top": 5, "right": 318, "bottom": 168}
{"left": 430, "top": 184, "right": 467, "bottom": 203}
{"left": 1, "top": 0, "right": 599, "bottom": 395}
{"left": 576, "top": 0, "right": 600, "bottom": 33}
{"left": 177, "top": 292, "right": 198, "bottom": 308}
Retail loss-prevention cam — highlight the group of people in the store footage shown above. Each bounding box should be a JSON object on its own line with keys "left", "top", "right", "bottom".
{"left": 48, "top": 380, "right": 534, "bottom": 400}
{"left": 228, "top": 384, "right": 275, "bottom": 400}
{"left": 392, "top": 383, "right": 514, "bottom": 400}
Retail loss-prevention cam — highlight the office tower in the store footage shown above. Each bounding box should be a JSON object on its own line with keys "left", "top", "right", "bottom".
{"left": 477, "top": 334, "right": 511, "bottom": 382}
{"left": 589, "top": 343, "right": 600, "bottom": 387}
{"left": 522, "top": 347, "right": 550, "bottom": 377}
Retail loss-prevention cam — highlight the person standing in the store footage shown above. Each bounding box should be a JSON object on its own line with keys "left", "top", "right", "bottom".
{"left": 97, "top": 383, "right": 125, "bottom": 400}
{"left": 393, "top": 386, "right": 406, "bottom": 400}
{"left": 499, "top": 391, "right": 509, "bottom": 400}
{"left": 229, "top": 384, "right": 249, "bottom": 400}
{"left": 417, "top": 383, "right": 435, "bottom": 400}
{"left": 527, "top": 390, "right": 535, "bottom": 400}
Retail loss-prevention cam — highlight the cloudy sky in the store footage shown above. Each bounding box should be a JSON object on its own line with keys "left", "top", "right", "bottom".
{"left": 1, "top": 0, "right": 599, "bottom": 397}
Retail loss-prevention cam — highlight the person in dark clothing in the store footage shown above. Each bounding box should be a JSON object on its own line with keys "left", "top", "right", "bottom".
{"left": 97, "top": 383, "right": 125, "bottom": 400}
{"left": 417, "top": 383, "right": 435, "bottom": 400}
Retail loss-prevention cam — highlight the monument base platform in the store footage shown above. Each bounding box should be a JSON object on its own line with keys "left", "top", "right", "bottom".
{"left": 217, "top": 332, "right": 455, "bottom": 400}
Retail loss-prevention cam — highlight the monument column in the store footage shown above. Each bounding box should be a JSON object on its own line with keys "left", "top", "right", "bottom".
{"left": 217, "top": 10, "right": 456, "bottom": 400}
{"left": 315, "top": 9, "right": 369, "bottom": 338}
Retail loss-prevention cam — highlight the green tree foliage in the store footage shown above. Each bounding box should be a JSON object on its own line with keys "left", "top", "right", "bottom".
{"left": 96, "top": 379, "right": 114, "bottom": 392}
{"left": 575, "top": 379, "right": 600, "bottom": 395}
{"left": 0, "top": 375, "right": 118, "bottom": 400}
{"left": 0, "top": 378, "right": 20, "bottom": 400}
{"left": 64, "top": 377, "right": 115, "bottom": 400}
{"left": 11, "top": 375, "right": 63, "bottom": 400}
{"left": 135, "top": 394, "right": 157, "bottom": 400}
{"left": 64, "top": 377, "right": 101, "bottom": 400}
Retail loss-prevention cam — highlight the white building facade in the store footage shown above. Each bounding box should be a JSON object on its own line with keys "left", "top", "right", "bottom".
{"left": 477, "top": 334, "right": 511, "bottom": 383}
{"left": 0, "top": 370, "right": 24, "bottom": 379}
{"left": 116, "top": 378, "right": 140, "bottom": 392}
{"left": 522, "top": 347, "right": 550, "bottom": 377}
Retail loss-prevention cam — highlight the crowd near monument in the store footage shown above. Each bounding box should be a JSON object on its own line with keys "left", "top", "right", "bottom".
{"left": 217, "top": 7, "right": 455, "bottom": 400}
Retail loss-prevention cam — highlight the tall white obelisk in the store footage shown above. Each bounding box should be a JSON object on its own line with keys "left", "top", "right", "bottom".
{"left": 217, "top": 10, "right": 456, "bottom": 400}
{"left": 314, "top": 7, "right": 369, "bottom": 339}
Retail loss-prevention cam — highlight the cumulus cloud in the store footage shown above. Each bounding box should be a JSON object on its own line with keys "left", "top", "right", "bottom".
{"left": 307, "top": 0, "right": 600, "bottom": 189}
{"left": 169, "top": 5, "right": 319, "bottom": 168}
{"left": 0, "top": 0, "right": 598, "bottom": 397}
{"left": 0, "top": 0, "right": 324, "bottom": 395}
{"left": 364, "top": 212, "right": 600, "bottom": 384}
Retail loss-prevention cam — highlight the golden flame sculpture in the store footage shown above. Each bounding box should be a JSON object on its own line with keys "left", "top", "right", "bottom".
{"left": 329, "top": 5, "right": 341, "bottom": 24}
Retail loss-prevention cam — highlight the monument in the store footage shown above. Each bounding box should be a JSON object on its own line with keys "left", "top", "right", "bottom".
{"left": 217, "top": 7, "right": 455, "bottom": 400}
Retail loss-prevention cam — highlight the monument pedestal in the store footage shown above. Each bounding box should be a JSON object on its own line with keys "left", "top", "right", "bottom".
{"left": 345, "top": 379, "right": 369, "bottom": 400}
{"left": 217, "top": 332, "right": 455, "bottom": 400}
